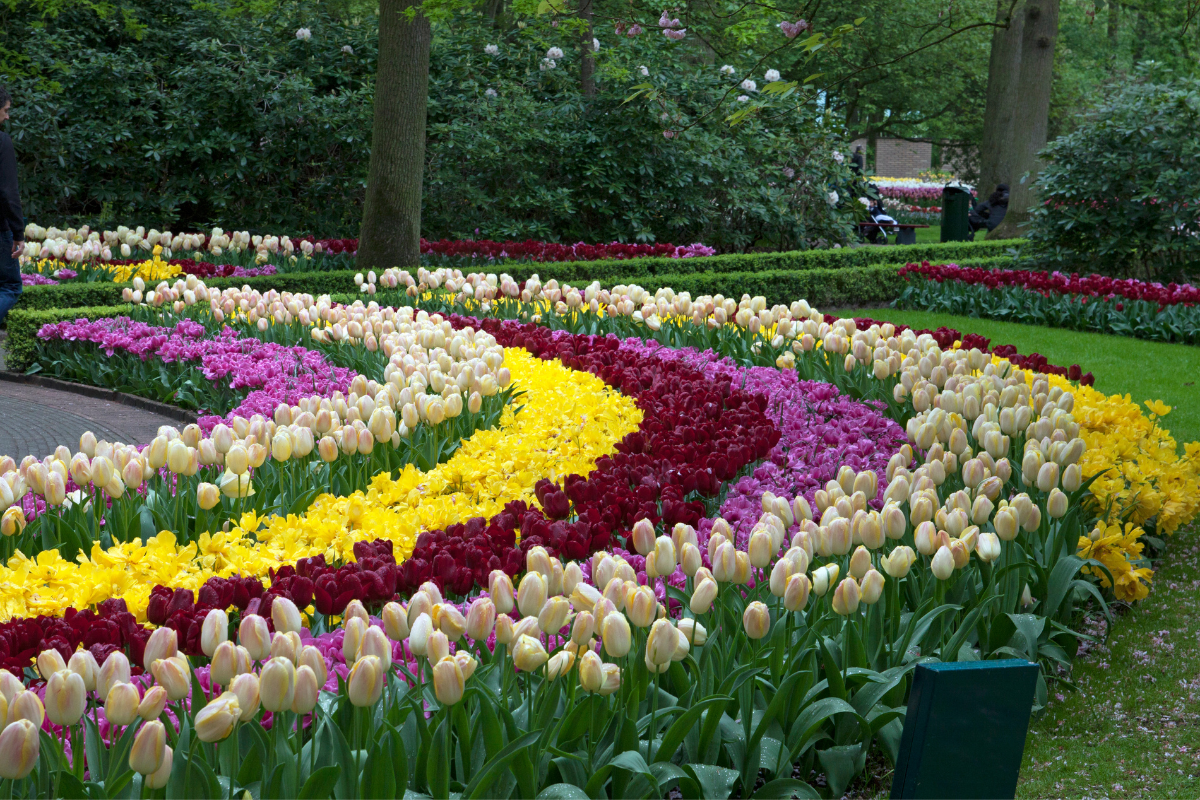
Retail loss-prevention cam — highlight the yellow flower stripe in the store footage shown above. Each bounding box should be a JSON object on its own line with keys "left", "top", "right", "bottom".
{"left": 0, "top": 348, "right": 642, "bottom": 622}
{"left": 1077, "top": 521, "right": 1155, "bottom": 603}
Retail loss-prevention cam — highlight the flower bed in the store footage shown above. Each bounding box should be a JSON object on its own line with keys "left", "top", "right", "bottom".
{"left": 896, "top": 261, "right": 1200, "bottom": 344}
{"left": 0, "top": 268, "right": 1197, "bottom": 798}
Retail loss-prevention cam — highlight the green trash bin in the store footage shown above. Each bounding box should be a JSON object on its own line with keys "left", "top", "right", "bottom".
{"left": 940, "top": 184, "right": 973, "bottom": 242}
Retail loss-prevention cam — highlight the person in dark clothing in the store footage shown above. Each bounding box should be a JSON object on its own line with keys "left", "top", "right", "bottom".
{"left": 968, "top": 183, "right": 1009, "bottom": 234}
{"left": 850, "top": 146, "right": 865, "bottom": 174}
{"left": 0, "top": 86, "right": 23, "bottom": 327}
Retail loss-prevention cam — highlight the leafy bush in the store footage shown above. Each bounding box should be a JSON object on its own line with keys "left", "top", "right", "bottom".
{"left": 1025, "top": 67, "right": 1200, "bottom": 280}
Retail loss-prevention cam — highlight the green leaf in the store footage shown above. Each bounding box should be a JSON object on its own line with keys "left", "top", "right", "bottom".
{"left": 683, "top": 764, "right": 741, "bottom": 800}
{"left": 752, "top": 778, "right": 821, "bottom": 799}
{"left": 653, "top": 695, "right": 731, "bottom": 763}
{"left": 536, "top": 784, "right": 590, "bottom": 799}
{"left": 461, "top": 730, "right": 540, "bottom": 799}
{"left": 298, "top": 765, "right": 342, "bottom": 799}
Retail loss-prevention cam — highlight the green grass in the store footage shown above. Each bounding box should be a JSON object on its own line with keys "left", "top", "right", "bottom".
{"left": 827, "top": 308, "right": 1200, "bottom": 447}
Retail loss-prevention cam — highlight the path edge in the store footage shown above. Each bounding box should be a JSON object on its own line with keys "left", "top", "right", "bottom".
{"left": 0, "top": 370, "right": 196, "bottom": 425}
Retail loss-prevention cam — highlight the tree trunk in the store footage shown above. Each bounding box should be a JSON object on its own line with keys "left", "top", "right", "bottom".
{"left": 978, "top": 0, "right": 1025, "bottom": 198}
{"left": 357, "top": 0, "right": 431, "bottom": 270}
{"left": 579, "top": 0, "right": 595, "bottom": 97}
{"left": 988, "top": 0, "right": 1059, "bottom": 239}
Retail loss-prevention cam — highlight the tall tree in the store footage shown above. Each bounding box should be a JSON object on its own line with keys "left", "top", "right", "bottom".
{"left": 988, "top": 0, "right": 1059, "bottom": 238}
{"left": 978, "top": 0, "right": 1023, "bottom": 195}
{"left": 357, "top": 0, "right": 431, "bottom": 270}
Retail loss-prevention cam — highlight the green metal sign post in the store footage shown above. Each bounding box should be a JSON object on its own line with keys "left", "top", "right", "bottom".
{"left": 890, "top": 659, "right": 1039, "bottom": 799}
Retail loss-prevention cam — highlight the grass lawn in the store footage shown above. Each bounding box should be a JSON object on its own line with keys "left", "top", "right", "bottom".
{"left": 827, "top": 308, "right": 1200, "bottom": 448}
{"left": 826, "top": 309, "right": 1200, "bottom": 797}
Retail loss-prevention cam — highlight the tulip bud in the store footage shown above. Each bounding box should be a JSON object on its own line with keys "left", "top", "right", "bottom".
{"left": 138, "top": 686, "right": 168, "bottom": 721}
{"left": 600, "top": 612, "right": 632, "bottom": 658}
{"left": 688, "top": 578, "right": 718, "bottom": 615}
{"left": 546, "top": 650, "right": 576, "bottom": 680}
{"left": 860, "top": 570, "right": 885, "bottom": 605}
{"left": 1036, "top": 461, "right": 1060, "bottom": 493}
{"left": 143, "top": 626, "right": 178, "bottom": 671}
{"left": 782, "top": 572, "right": 810, "bottom": 612}
{"left": 747, "top": 529, "right": 773, "bottom": 568}
{"left": 260, "top": 657, "right": 296, "bottom": 713}
{"left": 201, "top": 608, "right": 229, "bottom": 657}
{"left": 849, "top": 546, "right": 872, "bottom": 580}
{"left": 238, "top": 614, "right": 271, "bottom": 661}
{"left": 432, "top": 656, "right": 466, "bottom": 705}
{"left": 0, "top": 506, "right": 26, "bottom": 537}
{"left": 977, "top": 532, "right": 1002, "bottom": 563}
{"left": 831, "top": 578, "right": 862, "bottom": 616}
{"left": 579, "top": 650, "right": 604, "bottom": 692}
{"left": 150, "top": 655, "right": 190, "bottom": 702}
{"left": 512, "top": 634, "right": 550, "bottom": 672}
{"left": 1047, "top": 488, "right": 1069, "bottom": 519}
{"left": 626, "top": 585, "right": 657, "bottom": 628}
{"left": 210, "top": 640, "right": 239, "bottom": 687}
{"left": 517, "top": 572, "right": 548, "bottom": 618}
{"left": 653, "top": 536, "right": 677, "bottom": 575}
{"left": 931, "top": 546, "right": 955, "bottom": 580}
{"left": 288, "top": 664, "right": 319, "bottom": 715}
{"left": 225, "top": 672, "right": 259, "bottom": 722}
{"left": 742, "top": 601, "right": 770, "bottom": 639}
{"left": 881, "top": 545, "right": 916, "bottom": 578}
{"left": 347, "top": 655, "right": 385, "bottom": 707}
{"left": 105, "top": 682, "right": 141, "bottom": 727}
{"left": 130, "top": 720, "right": 168, "bottom": 775}
{"left": 195, "top": 692, "right": 240, "bottom": 742}
{"left": 631, "top": 518, "right": 656, "bottom": 555}
{"left": 271, "top": 596, "right": 303, "bottom": 634}
{"left": 45, "top": 669, "right": 87, "bottom": 727}
{"left": 298, "top": 646, "right": 328, "bottom": 690}
{"left": 646, "top": 619, "right": 677, "bottom": 666}
{"left": 37, "top": 648, "right": 67, "bottom": 680}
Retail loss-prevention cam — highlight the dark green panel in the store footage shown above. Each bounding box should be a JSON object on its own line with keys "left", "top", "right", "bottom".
{"left": 891, "top": 659, "right": 1039, "bottom": 799}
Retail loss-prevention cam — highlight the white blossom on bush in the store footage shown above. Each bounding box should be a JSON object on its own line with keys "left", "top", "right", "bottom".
{"left": 828, "top": 190, "right": 839, "bottom": 204}
{"left": 485, "top": 88, "right": 498, "bottom": 98}
{"left": 639, "top": 65, "right": 650, "bottom": 77}
{"left": 832, "top": 150, "right": 845, "bottom": 164}
{"left": 782, "top": 167, "right": 795, "bottom": 178}
{"left": 540, "top": 58, "right": 557, "bottom": 71}
{"left": 295, "top": 28, "right": 312, "bottom": 41}
{"left": 663, "top": 28, "right": 686, "bottom": 40}
{"left": 736, "top": 94, "right": 750, "bottom": 103}
{"left": 658, "top": 10, "right": 682, "bottom": 28}
{"left": 765, "top": 69, "right": 781, "bottom": 82}
{"left": 547, "top": 46, "right": 564, "bottom": 59}
{"left": 740, "top": 79, "right": 757, "bottom": 92}
{"left": 720, "top": 64, "right": 736, "bottom": 76}
{"left": 485, "top": 43, "right": 499, "bottom": 55}
{"left": 592, "top": 38, "right": 601, "bottom": 52}
{"left": 341, "top": 45, "right": 354, "bottom": 54}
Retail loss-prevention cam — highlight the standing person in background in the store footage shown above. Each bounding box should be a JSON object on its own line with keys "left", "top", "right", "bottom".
{"left": 968, "top": 183, "right": 1009, "bottom": 234}
{"left": 850, "top": 146, "right": 865, "bottom": 174}
{"left": 0, "top": 87, "right": 23, "bottom": 331}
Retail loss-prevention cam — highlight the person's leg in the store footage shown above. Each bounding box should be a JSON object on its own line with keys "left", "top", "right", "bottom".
{"left": 0, "top": 230, "right": 21, "bottom": 326}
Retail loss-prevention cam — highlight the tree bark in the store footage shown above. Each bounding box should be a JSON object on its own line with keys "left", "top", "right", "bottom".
{"left": 988, "top": 0, "right": 1059, "bottom": 239}
{"left": 978, "top": 0, "right": 1024, "bottom": 198}
{"left": 357, "top": 0, "right": 431, "bottom": 270}
{"left": 579, "top": 0, "right": 595, "bottom": 97}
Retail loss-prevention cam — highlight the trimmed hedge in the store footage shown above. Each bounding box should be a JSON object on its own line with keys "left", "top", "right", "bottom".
{"left": 12, "top": 240, "right": 1021, "bottom": 312}
{"left": 4, "top": 306, "right": 129, "bottom": 373}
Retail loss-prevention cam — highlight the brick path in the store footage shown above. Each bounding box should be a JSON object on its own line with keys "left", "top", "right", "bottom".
{"left": 0, "top": 380, "right": 186, "bottom": 460}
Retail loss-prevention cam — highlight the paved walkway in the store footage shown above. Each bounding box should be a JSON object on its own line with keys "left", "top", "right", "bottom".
{"left": 0, "top": 380, "right": 187, "bottom": 460}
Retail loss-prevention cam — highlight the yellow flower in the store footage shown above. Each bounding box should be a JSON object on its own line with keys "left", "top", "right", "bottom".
{"left": 1077, "top": 521, "right": 1152, "bottom": 602}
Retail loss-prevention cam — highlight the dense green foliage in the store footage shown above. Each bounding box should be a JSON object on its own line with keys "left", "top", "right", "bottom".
{"left": 1024, "top": 69, "right": 1200, "bottom": 280}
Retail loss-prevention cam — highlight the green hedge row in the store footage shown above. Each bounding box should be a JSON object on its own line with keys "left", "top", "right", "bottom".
{"left": 12, "top": 240, "right": 1020, "bottom": 312}
{"left": 4, "top": 306, "right": 130, "bottom": 373}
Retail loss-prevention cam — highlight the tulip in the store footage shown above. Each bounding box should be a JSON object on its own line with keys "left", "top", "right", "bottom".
{"left": 225, "top": 444, "right": 250, "bottom": 476}
{"left": 653, "top": 535, "right": 677, "bottom": 575}
{"left": 489, "top": 571, "right": 516, "bottom": 614}
{"left": 913, "top": 521, "right": 938, "bottom": 556}
{"left": 383, "top": 602, "right": 410, "bottom": 641}
{"left": 93, "top": 651, "right": 129, "bottom": 700}
{"left": 342, "top": 616, "right": 367, "bottom": 664}
{"left": 626, "top": 585, "right": 657, "bottom": 628}
{"left": 292, "top": 665, "right": 319, "bottom": 715}
{"left": 1036, "top": 461, "right": 1060, "bottom": 493}
{"left": 526, "top": 546, "right": 553, "bottom": 578}
{"left": 1062, "top": 462, "right": 1082, "bottom": 493}
{"left": 779, "top": 573, "right": 809, "bottom": 613}
{"left": 138, "top": 686, "right": 168, "bottom": 721}
{"left": 433, "top": 604, "right": 467, "bottom": 641}
{"left": 45, "top": 669, "right": 87, "bottom": 727}
{"left": 881, "top": 545, "right": 917, "bottom": 578}
{"left": 433, "top": 656, "right": 466, "bottom": 705}
{"left": 768, "top": 558, "right": 793, "bottom": 598}
{"left": 348, "top": 655, "right": 386, "bottom": 707}
{"left": 272, "top": 597, "right": 303, "bottom": 634}
{"left": 37, "top": 648, "right": 67, "bottom": 680}
{"left": 546, "top": 650, "right": 576, "bottom": 680}
{"left": 0, "top": 670, "right": 20, "bottom": 703}
{"left": 689, "top": 578, "right": 719, "bottom": 615}
{"left": 680, "top": 542, "right": 703, "bottom": 577}
{"left": 631, "top": 518, "right": 656, "bottom": 555}
{"left": 747, "top": 529, "right": 773, "bottom": 568}
{"left": 239, "top": 615, "right": 271, "bottom": 661}
{"left": 152, "top": 655, "right": 192, "bottom": 702}
{"left": 831, "top": 578, "right": 862, "bottom": 616}
{"left": 408, "top": 613, "right": 433, "bottom": 656}
{"left": 143, "top": 626, "right": 178, "bottom": 670}
{"left": 849, "top": 546, "right": 872, "bottom": 580}
{"left": 195, "top": 692, "right": 240, "bottom": 742}
{"left": 260, "top": 657, "right": 296, "bottom": 713}
{"left": 600, "top": 613, "right": 632, "bottom": 658}
{"left": 578, "top": 650, "right": 604, "bottom": 692}
{"left": 646, "top": 619, "right": 677, "bottom": 666}
{"left": 0, "top": 506, "right": 25, "bottom": 537}
{"left": 598, "top": 663, "right": 622, "bottom": 696}
{"left": 977, "top": 532, "right": 1002, "bottom": 563}
{"left": 742, "top": 601, "right": 770, "bottom": 640}
{"left": 538, "top": 596, "right": 571, "bottom": 635}
{"left": 105, "top": 682, "right": 141, "bottom": 727}
{"left": 270, "top": 631, "right": 301, "bottom": 664}
{"left": 971, "top": 494, "right": 995, "bottom": 525}
{"left": 994, "top": 505, "right": 1020, "bottom": 541}
{"left": 229, "top": 673, "right": 261, "bottom": 722}
{"left": 208, "top": 640, "right": 240, "bottom": 687}
{"left": 949, "top": 539, "right": 971, "bottom": 569}
{"left": 860, "top": 570, "right": 885, "bottom": 605}
{"left": 130, "top": 720, "right": 167, "bottom": 775}
{"left": 0, "top": 719, "right": 39, "bottom": 779}
{"left": 201, "top": 608, "right": 230, "bottom": 657}
{"left": 145, "top": 744, "right": 173, "bottom": 790}
{"left": 1047, "top": 488, "right": 1069, "bottom": 519}
{"left": 512, "top": 634, "right": 550, "bottom": 672}
{"left": 733, "top": 550, "right": 752, "bottom": 584}
{"left": 298, "top": 646, "right": 328, "bottom": 689}
{"left": 931, "top": 546, "right": 955, "bottom": 580}
{"left": 516, "top": 572, "right": 548, "bottom": 618}
{"left": 359, "top": 626, "right": 393, "bottom": 670}
{"left": 563, "top": 561, "right": 584, "bottom": 597}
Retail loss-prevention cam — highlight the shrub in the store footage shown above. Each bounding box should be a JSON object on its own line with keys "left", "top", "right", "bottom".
{"left": 1025, "top": 66, "right": 1200, "bottom": 280}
